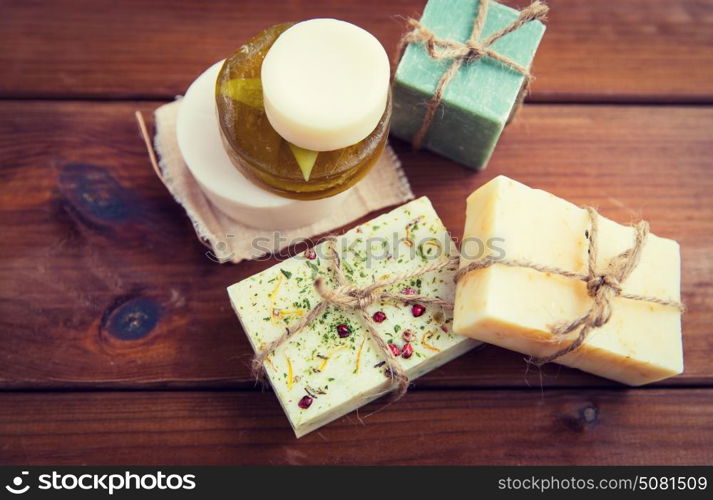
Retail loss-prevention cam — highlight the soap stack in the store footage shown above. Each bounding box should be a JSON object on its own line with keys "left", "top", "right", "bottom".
{"left": 176, "top": 18, "right": 395, "bottom": 234}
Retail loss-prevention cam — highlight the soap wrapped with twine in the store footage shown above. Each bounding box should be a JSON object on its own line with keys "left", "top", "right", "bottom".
{"left": 252, "top": 237, "right": 458, "bottom": 401}
{"left": 395, "top": 0, "right": 549, "bottom": 149}
{"left": 454, "top": 207, "right": 685, "bottom": 366}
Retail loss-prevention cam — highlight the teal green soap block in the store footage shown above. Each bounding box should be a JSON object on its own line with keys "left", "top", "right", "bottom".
{"left": 392, "top": 0, "right": 546, "bottom": 170}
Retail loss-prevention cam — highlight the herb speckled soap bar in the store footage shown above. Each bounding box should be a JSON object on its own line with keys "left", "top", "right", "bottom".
{"left": 392, "top": 0, "right": 546, "bottom": 170}
{"left": 228, "top": 197, "right": 478, "bottom": 437}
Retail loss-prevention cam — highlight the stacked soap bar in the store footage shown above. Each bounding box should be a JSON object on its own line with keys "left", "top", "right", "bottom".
{"left": 391, "top": 0, "right": 546, "bottom": 170}
{"left": 228, "top": 197, "right": 479, "bottom": 437}
{"left": 453, "top": 176, "right": 683, "bottom": 385}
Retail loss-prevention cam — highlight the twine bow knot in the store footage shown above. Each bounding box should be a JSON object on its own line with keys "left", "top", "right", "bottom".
{"left": 580, "top": 274, "right": 621, "bottom": 329}
{"left": 314, "top": 278, "right": 383, "bottom": 310}
{"left": 587, "top": 274, "right": 622, "bottom": 297}
{"left": 252, "top": 237, "right": 458, "bottom": 401}
{"left": 397, "top": 0, "right": 549, "bottom": 149}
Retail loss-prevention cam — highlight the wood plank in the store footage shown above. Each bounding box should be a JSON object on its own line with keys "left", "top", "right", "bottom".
{"left": 0, "top": 100, "right": 710, "bottom": 389}
{"left": 1, "top": 0, "right": 712, "bottom": 101}
{"left": 0, "top": 389, "right": 711, "bottom": 465}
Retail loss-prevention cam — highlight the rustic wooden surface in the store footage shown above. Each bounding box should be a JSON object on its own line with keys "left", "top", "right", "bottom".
{"left": 1, "top": 0, "right": 712, "bottom": 465}
{"left": 2, "top": 389, "right": 712, "bottom": 465}
{"left": 3, "top": 0, "right": 713, "bottom": 102}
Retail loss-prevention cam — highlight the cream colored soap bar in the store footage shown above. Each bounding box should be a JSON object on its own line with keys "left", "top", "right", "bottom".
{"left": 454, "top": 176, "right": 682, "bottom": 385}
{"left": 228, "top": 197, "right": 479, "bottom": 437}
{"left": 261, "top": 19, "right": 390, "bottom": 151}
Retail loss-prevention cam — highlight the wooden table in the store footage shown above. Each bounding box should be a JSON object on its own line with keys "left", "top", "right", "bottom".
{"left": 1, "top": 0, "right": 712, "bottom": 465}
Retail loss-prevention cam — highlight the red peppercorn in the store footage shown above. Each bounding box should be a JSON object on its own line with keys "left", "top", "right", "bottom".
{"left": 304, "top": 249, "right": 316, "bottom": 260}
{"left": 372, "top": 311, "right": 387, "bottom": 323}
{"left": 401, "top": 343, "right": 414, "bottom": 359}
{"left": 402, "top": 287, "right": 416, "bottom": 295}
{"left": 298, "top": 396, "right": 313, "bottom": 409}
{"left": 411, "top": 304, "right": 426, "bottom": 317}
{"left": 336, "top": 323, "right": 351, "bottom": 338}
{"left": 441, "top": 324, "right": 449, "bottom": 333}
{"left": 402, "top": 330, "right": 416, "bottom": 342}
{"left": 388, "top": 343, "right": 401, "bottom": 356}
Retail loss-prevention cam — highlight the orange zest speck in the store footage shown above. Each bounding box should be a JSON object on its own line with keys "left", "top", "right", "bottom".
{"left": 354, "top": 338, "right": 366, "bottom": 373}
{"left": 276, "top": 308, "right": 304, "bottom": 319}
{"left": 286, "top": 355, "right": 294, "bottom": 390}
{"left": 404, "top": 225, "right": 414, "bottom": 247}
{"left": 318, "top": 346, "right": 345, "bottom": 372}
{"left": 422, "top": 330, "right": 441, "bottom": 352}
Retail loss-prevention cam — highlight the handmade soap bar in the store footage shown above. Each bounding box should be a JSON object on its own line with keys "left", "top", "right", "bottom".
{"left": 392, "top": 0, "right": 546, "bottom": 170}
{"left": 453, "top": 176, "right": 683, "bottom": 385}
{"left": 228, "top": 197, "right": 479, "bottom": 437}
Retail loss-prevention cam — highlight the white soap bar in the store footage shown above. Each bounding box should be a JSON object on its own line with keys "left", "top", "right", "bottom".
{"left": 228, "top": 197, "right": 479, "bottom": 437}
{"left": 453, "top": 176, "right": 683, "bottom": 385}
{"left": 261, "top": 19, "right": 390, "bottom": 151}
{"left": 176, "top": 61, "right": 350, "bottom": 230}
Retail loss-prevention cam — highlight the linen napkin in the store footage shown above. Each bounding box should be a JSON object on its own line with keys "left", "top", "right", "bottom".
{"left": 136, "top": 100, "right": 414, "bottom": 263}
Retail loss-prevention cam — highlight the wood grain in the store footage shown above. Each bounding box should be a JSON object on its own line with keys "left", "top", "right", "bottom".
{"left": 1, "top": 389, "right": 711, "bottom": 465}
{"left": 1, "top": 0, "right": 712, "bottom": 101}
{"left": 1, "top": 100, "right": 710, "bottom": 389}
{"left": 1, "top": 0, "right": 712, "bottom": 466}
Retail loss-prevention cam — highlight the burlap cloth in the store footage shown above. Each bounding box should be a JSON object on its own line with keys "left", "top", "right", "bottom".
{"left": 141, "top": 100, "right": 414, "bottom": 263}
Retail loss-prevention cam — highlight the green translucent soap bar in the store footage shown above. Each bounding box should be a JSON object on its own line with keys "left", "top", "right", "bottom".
{"left": 391, "top": 0, "right": 546, "bottom": 170}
